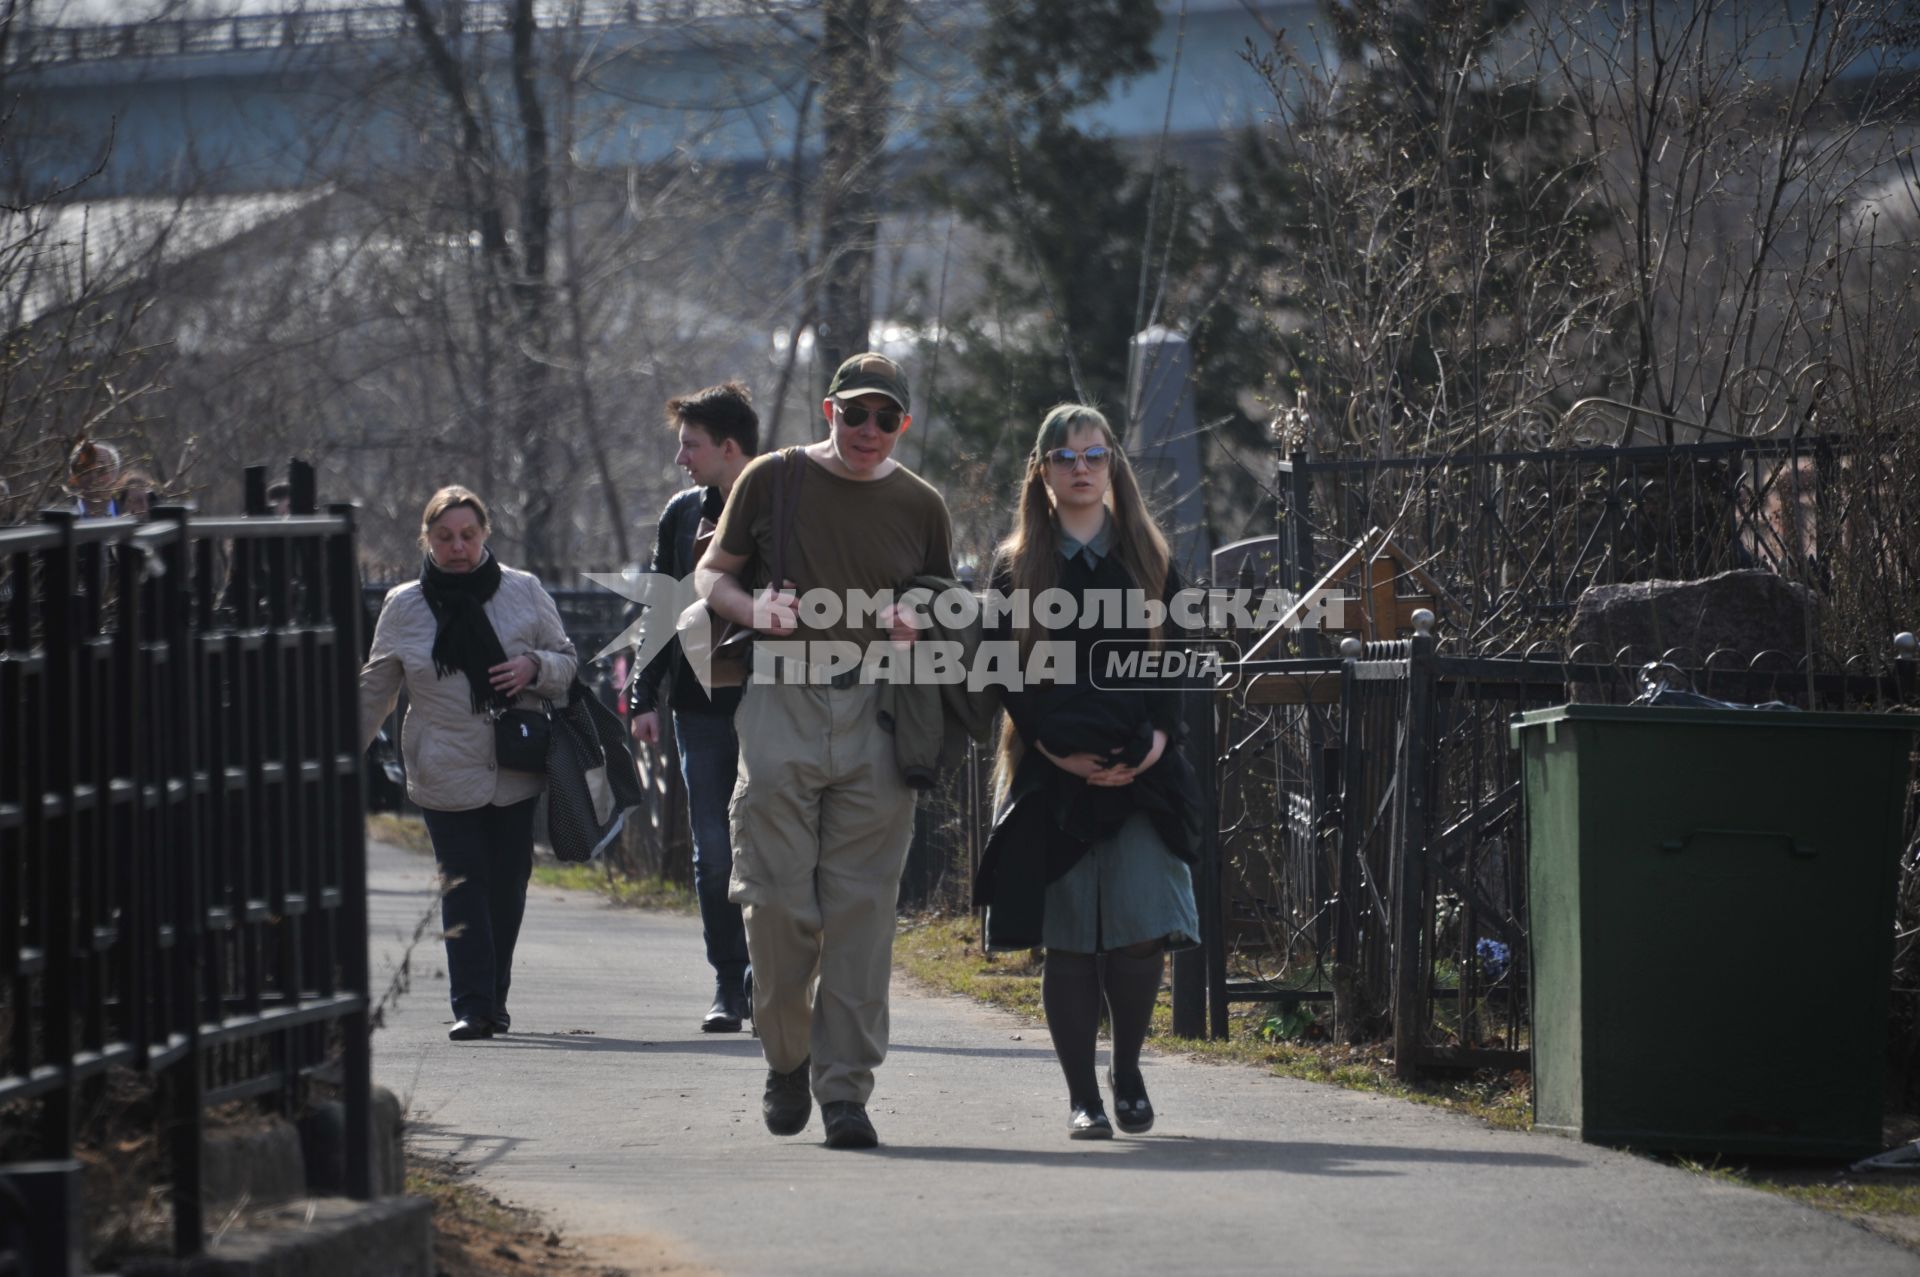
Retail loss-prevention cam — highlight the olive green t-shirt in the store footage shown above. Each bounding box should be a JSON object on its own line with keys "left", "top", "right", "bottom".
{"left": 714, "top": 447, "right": 955, "bottom": 651}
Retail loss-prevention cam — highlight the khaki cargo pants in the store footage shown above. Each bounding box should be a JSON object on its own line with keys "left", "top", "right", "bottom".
{"left": 727, "top": 680, "right": 916, "bottom": 1105}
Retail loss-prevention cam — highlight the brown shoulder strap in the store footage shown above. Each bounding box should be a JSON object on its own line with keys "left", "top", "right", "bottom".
{"left": 768, "top": 446, "right": 806, "bottom": 589}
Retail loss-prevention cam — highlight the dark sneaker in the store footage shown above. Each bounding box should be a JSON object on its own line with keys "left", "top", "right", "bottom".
{"left": 821, "top": 1100, "right": 878, "bottom": 1150}
{"left": 762, "top": 1058, "right": 812, "bottom": 1136}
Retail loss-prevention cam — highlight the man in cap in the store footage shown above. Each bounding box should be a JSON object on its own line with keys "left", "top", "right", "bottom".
{"left": 696, "top": 352, "right": 953, "bottom": 1149}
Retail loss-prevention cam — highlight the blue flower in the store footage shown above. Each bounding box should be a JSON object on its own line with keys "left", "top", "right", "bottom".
{"left": 1476, "top": 938, "right": 1511, "bottom": 981}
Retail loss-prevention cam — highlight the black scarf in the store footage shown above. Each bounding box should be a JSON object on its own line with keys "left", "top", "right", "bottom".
{"left": 419, "top": 550, "right": 511, "bottom": 715}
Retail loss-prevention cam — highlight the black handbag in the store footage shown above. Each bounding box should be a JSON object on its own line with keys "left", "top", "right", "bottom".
{"left": 492, "top": 705, "right": 552, "bottom": 773}
{"left": 547, "top": 680, "right": 646, "bottom": 862}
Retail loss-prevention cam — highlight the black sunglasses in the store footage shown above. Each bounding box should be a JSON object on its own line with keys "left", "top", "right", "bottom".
{"left": 837, "top": 403, "right": 905, "bottom": 433}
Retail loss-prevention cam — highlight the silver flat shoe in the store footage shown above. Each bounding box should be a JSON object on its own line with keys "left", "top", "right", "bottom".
{"left": 1109, "top": 1066, "right": 1154, "bottom": 1134}
{"left": 1068, "top": 1103, "right": 1113, "bottom": 1140}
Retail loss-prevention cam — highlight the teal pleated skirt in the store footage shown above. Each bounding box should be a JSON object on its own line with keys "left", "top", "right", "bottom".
{"left": 1023, "top": 811, "right": 1200, "bottom": 955}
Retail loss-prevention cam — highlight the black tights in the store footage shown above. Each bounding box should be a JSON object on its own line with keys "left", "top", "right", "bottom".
{"left": 1041, "top": 940, "right": 1165, "bottom": 1110}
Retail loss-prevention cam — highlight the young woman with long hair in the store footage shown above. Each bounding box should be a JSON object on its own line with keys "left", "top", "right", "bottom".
{"left": 975, "top": 404, "right": 1202, "bottom": 1139}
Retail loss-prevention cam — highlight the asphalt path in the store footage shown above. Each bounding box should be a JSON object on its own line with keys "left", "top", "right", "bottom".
{"left": 367, "top": 835, "right": 1919, "bottom": 1276}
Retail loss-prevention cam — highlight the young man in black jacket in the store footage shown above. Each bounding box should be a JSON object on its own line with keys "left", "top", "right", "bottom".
{"left": 628, "top": 381, "right": 758, "bottom": 1031}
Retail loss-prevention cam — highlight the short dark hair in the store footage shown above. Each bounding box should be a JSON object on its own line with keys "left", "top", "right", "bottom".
{"left": 667, "top": 381, "right": 759, "bottom": 457}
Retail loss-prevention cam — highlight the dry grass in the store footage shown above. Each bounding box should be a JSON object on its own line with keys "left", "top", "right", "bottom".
{"left": 407, "top": 1153, "right": 611, "bottom": 1275}
{"left": 0, "top": 1077, "right": 314, "bottom": 1271}
{"left": 1674, "top": 1155, "right": 1920, "bottom": 1252}
{"left": 46, "top": 1070, "right": 175, "bottom": 1268}
{"left": 1673, "top": 1114, "right": 1920, "bottom": 1248}
{"left": 368, "top": 811, "right": 435, "bottom": 856}
{"left": 530, "top": 861, "right": 696, "bottom": 913}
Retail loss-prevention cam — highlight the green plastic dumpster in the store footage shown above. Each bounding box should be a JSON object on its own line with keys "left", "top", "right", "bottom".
{"left": 1511, "top": 703, "right": 1915, "bottom": 1156}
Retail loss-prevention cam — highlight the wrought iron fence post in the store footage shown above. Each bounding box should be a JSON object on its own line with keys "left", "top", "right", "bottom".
{"left": 1286, "top": 452, "right": 1316, "bottom": 634}
{"left": 243, "top": 464, "right": 268, "bottom": 517}
{"left": 1331, "top": 641, "right": 1365, "bottom": 1043}
{"left": 0, "top": 1160, "right": 85, "bottom": 1276}
{"left": 1198, "top": 579, "right": 1230, "bottom": 1040}
{"left": 115, "top": 514, "right": 147, "bottom": 1075}
{"left": 37, "top": 512, "right": 78, "bottom": 1164}
{"left": 1313, "top": 722, "right": 1341, "bottom": 969}
{"left": 1391, "top": 631, "right": 1437, "bottom": 1079}
{"left": 152, "top": 505, "right": 207, "bottom": 1256}
{"left": 327, "top": 504, "right": 374, "bottom": 1200}
{"left": 1198, "top": 683, "right": 1227, "bottom": 1040}
{"left": 1173, "top": 617, "right": 1215, "bottom": 1040}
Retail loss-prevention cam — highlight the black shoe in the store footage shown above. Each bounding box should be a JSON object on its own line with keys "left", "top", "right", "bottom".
{"left": 702, "top": 982, "right": 744, "bottom": 1034}
{"left": 1068, "top": 1102, "right": 1113, "bottom": 1140}
{"left": 822, "top": 1101, "right": 879, "bottom": 1150}
{"left": 762, "top": 1058, "right": 812, "bottom": 1136}
{"left": 722, "top": 979, "right": 752, "bottom": 1025}
{"left": 448, "top": 1018, "right": 495, "bottom": 1042}
{"left": 1108, "top": 1066, "right": 1154, "bottom": 1134}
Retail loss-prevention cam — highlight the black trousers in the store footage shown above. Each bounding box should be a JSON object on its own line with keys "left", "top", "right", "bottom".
{"left": 422, "top": 797, "right": 537, "bottom": 1026}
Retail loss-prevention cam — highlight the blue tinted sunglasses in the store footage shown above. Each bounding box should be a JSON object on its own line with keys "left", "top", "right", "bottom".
{"left": 1044, "top": 445, "right": 1112, "bottom": 470}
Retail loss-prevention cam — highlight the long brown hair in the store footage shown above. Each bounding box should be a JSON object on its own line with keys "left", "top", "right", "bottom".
{"left": 991, "top": 403, "right": 1172, "bottom": 799}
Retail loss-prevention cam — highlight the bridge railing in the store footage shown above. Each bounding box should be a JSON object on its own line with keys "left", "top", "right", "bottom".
{"left": 4, "top": 0, "right": 765, "bottom": 68}
{"left": 0, "top": 504, "right": 373, "bottom": 1260}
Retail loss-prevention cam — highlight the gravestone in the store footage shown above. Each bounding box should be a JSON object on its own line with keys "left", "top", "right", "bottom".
{"left": 1127, "top": 326, "right": 1212, "bottom": 581}
{"left": 1567, "top": 569, "right": 1817, "bottom": 664}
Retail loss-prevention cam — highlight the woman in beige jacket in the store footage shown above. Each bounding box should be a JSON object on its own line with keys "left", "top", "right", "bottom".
{"left": 361, "top": 486, "right": 577, "bottom": 1041}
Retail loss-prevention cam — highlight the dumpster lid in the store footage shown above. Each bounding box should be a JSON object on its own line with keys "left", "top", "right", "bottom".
{"left": 1510, "top": 703, "right": 1920, "bottom": 746}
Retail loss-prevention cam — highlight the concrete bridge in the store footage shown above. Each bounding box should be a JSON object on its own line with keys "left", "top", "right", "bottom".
{"left": 5, "top": 0, "right": 1310, "bottom": 199}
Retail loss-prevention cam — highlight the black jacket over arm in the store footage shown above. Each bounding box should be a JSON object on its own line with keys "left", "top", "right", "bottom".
{"left": 973, "top": 554, "right": 1204, "bottom": 950}
{"left": 627, "top": 485, "right": 742, "bottom": 718}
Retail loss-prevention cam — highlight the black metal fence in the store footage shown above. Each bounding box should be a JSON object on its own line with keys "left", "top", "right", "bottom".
{"left": 1213, "top": 636, "right": 1919, "bottom": 1074}
{"left": 1276, "top": 435, "right": 1848, "bottom": 647}
{"left": 0, "top": 503, "right": 372, "bottom": 1261}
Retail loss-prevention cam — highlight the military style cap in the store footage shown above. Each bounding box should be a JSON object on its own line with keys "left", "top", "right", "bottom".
{"left": 825, "top": 352, "right": 910, "bottom": 413}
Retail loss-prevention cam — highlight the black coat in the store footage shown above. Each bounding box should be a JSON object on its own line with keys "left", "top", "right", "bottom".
{"left": 973, "top": 551, "right": 1204, "bottom": 950}
{"left": 626, "top": 485, "right": 742, "bottom": 718}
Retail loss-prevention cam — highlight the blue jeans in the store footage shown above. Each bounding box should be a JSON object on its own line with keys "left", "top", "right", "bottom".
{"left": 422, "top": 797, "right": 537, "bottom": 1027}
{"left": 676, "top": 710, "right": 749, "bottom": 987}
